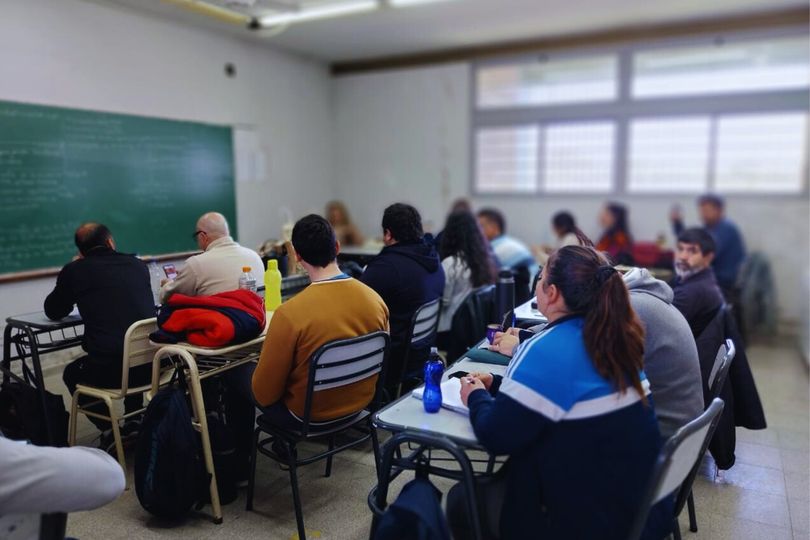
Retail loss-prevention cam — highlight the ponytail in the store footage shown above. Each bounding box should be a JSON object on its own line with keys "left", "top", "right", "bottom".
{"left": 545, "top": 246, "right": 646, "bottom": 401}
{"left": 583, "top": 268, "right": 646, "bottom": 402}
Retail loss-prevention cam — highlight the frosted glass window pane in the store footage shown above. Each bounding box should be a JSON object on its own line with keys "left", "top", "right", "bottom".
{"left": 477, "top": 55, "right": 617, "bottom": 108}
{"left": 544, "top": 122, "right": 614, "bottom": 192}
{"left": 715, "top": 113, "right": 807, "bottom": 193}
{"left": 476, "top": 126, "right": 539, "bottom": 193}
{"left": 633, "top": 37, "right": 810, "bottom": 98}
{"left": 628, "top": 117, "right": 711, "bottom": 192}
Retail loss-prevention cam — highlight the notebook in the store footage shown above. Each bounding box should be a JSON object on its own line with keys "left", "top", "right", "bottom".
{"left": 411, "top": 377, "right": 469, "bottom": 415}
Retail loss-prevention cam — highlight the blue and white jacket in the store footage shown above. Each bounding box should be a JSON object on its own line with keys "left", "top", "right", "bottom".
{"left": 467, "top": 315, "right": 669, "bottom": 540}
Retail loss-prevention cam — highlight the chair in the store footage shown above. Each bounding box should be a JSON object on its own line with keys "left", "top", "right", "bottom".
{"left": 368, "top": 430, "right": 483, "bottom": 540}
{"left": 446, "top": 285, "right": 495, "bottom": 362}
{"left": 245, "top": 331, "right": 390, "bottom": 540}
{"left": 67, "top": 318, "right": 166, "bottom": 472}
{"left": 395, "top": 298, "right": 441, "bottom": 397}
{"left": 627, "top": 398, "right": 725, "bottom": 540}
{"left": 684, "top": 339, "right": 735, "bottom": 533}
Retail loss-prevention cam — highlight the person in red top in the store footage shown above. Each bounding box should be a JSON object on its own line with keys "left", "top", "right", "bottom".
{"left": 596, "top": 202, "right": 633, "bottom": 265}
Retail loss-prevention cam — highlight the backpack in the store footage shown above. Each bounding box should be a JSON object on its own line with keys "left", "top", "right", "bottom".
{"left": 134, "top": 376, "right": 208, "bottom": 519}
{"left": 0, "top": 375, "right": 69, "bottom": 447}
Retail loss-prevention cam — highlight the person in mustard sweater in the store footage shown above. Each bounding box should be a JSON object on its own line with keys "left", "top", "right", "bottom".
{"left": 226, "top": 214, "right": 389, "bottom": 476}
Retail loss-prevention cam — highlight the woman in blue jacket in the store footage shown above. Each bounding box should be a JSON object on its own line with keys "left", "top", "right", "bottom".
{"left": 450, "top": 245, "right": 669, "bottom": 540}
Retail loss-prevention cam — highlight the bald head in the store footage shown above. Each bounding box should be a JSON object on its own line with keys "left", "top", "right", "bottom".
{"left": 197, "top": 212, "right": 230, "bottom": 239}
{"left": 74, "top": 223, "right": 114, "bottom": 255}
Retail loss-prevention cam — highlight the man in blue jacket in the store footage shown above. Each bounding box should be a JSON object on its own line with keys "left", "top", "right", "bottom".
{"left": 671, "top": 193, "right": 746, "bottom": 296}
{"left": 361, "top": 203, "right": 444, "bottom": 395}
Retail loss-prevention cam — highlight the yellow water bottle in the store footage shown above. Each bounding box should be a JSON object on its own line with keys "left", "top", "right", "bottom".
{"left": 264, "top": 259, "right": 282, "bottom": 311}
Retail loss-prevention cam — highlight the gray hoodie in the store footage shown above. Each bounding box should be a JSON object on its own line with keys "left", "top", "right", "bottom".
{"left": 624, "top": 268, "right": 704, "bottom": 438}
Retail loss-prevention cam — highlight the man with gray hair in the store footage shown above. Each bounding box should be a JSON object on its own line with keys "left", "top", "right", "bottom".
{"left": 159, "top": 212, "right": 264, "bottom": 303}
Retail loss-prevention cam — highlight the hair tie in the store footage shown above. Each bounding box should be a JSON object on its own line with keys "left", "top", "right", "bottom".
{"left": 595, "top": 265, "right": 617, "bottom": 285}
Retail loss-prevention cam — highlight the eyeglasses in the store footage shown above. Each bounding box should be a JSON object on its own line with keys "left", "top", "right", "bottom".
{"left": 192, "top": 230, "right": 207, "bottom": 239}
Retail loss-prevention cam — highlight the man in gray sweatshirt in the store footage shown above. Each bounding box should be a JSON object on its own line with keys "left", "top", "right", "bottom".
{"left": 624, "top": 267, "right": 704, "bottom": 438}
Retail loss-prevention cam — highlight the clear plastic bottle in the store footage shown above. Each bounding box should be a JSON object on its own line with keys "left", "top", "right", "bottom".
{"left": 149, "top": 261, "right": 162, "bottom": 304}
{"left": 238, "top": 266, "right": 257, "bottom": 294}
{"left": 422, "top": 347, "right": 444, "bottom": 413}
{"left": 264, "top": 259, "right": 282, "bottom": 311}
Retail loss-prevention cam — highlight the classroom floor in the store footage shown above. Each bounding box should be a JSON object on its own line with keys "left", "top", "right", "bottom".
{"left": 51, "top": 342, "right": 809, "bottom": 540}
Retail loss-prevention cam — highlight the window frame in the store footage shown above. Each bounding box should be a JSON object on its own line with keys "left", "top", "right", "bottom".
{"left": 469, "top": 25, "right": 810, "bottom": 198}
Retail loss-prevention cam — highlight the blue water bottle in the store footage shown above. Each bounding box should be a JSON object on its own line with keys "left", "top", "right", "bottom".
{"left": 423, "top": 347, "right": 444, "bottom": 413}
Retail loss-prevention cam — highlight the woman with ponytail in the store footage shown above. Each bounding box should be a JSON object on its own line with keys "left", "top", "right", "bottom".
{"left": 448, "top": 246, "right": 669, "bottom": 540}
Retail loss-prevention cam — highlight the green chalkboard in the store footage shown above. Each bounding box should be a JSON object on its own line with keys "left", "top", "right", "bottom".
{"left": 0, "top": 100, "right": 236, "bottom": 276}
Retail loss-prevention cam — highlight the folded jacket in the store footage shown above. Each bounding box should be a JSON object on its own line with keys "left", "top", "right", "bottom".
{"left": 150, "top": 290, "right": 266, "bottom": 347}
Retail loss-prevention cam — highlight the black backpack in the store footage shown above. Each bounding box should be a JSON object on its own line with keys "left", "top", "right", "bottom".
{"left": 134, "top": 378, "right": 208, "bottom": 519}
{"left": 0, "top": 374, "right": 69, "bottom": 447}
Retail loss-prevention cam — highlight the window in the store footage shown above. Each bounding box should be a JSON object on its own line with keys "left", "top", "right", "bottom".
{"left": 632, "top": 36, "right": 810, "bottom": 98}
{"left": 476, "top": 54, "right": 617, "bottom": 108}
{"left": 472, "top": 30, "right": 809, "bottom": 195}
{"left": 475, "top": 126, "right": 539, "bottom": 193}
{"left": 544, "top": 122, "right": 614, "bottom": 192}
{"left": 628, "top": 117, "right": 711, "bottom": 193}
{"left": 715, "top": 112, "right": 807, "bottom": 193}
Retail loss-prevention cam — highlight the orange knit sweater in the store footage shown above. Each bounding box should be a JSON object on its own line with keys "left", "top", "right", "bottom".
{"left": 251, "top": 277, "right": 389, "bottom": 421}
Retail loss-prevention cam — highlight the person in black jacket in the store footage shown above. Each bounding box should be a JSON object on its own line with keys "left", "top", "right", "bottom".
{"left": 671, "top": 228, "right": 725, "bottom": 338}
{"left": 361, "top": 204, "right": 444, "bottom": 395}
{"left": 44, "top": 223, "right": 155, "bottom": 444}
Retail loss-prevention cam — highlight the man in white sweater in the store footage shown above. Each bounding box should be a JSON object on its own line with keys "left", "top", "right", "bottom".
{"left": 159, "top": 212, "right": 264, "bottom": 303}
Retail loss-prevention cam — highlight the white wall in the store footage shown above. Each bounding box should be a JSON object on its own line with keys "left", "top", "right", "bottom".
{"left": 0, "top": 0, "right": 334, "bottom": 337}
{"left": 333, "top": 62, "right": 810, "bottom": 326}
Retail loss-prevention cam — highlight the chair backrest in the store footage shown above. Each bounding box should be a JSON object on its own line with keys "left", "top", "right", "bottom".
{"left": 301, "top": 331, "right": 390, "bottom": 431}
{"left": 708, "top": 339, "right": 735, "bottom": 400}
{"left": 446, "top": 285, "right": 495, "bottom": 362}
{"left": 120, "top": 318, "right": 159, "bottom": 391}
{"left": 408, "top": 298, "right": 441, "bottom": 347}
{"left": 627, "top": 398, "right": 725, "bottom": 540}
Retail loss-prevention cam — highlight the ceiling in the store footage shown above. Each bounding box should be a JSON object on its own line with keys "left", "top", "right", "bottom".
{"left": 100, "top": 0, "right": 807, "bottom": 63}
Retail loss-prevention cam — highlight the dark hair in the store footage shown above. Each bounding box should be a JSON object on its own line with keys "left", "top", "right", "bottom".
{"left": 544, "top": 246, "right": 646, "bottom": 401}
{"left": 677, "top": 227, "right": 716, "bottom": 256}
{"left": 604, "top": 202, "right": 630, "bottom": 236}
{"left": 292, "top": 214, "right": 337, "bottom": 268}
{"left": 477, "top": 208, "right": 506, "bottom": 234}
{"left": 551, "top": 211, "right": 593, "bottom": 248}
{"left": 439, "top": 211, "right": 497, "bottom": 288}
{"left": 382, "top": 203, "right": 423, "bottom": 244}
{"left": 449, "top": 198, "right": 472, "bottom": 214}
{"left": 74, "top": 223, "right": 112, "bottom": 256}
{"left": 698, "top": 193, "right": 725, "bottom": 209}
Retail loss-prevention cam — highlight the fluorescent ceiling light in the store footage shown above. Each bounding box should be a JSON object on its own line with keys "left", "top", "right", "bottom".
{"left": 258, "top": 0, "right": 378, "bottom": 26}
{"left": 388, "top": 0, "right": 458, "bottom": 6}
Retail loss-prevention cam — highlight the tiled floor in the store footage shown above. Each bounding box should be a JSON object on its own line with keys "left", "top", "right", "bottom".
{"left": 53, "top": 343, "right": 809, "bottom": 539}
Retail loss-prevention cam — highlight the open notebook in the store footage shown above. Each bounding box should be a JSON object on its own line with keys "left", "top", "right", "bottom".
{"left": 411, "top": 377, "right": 469, "bottom": 415}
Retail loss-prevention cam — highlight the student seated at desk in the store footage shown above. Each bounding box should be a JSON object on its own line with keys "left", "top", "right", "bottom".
{"left": 360, "top": 203, "right": 444, "bottom": 395}
{"left": 44, "top": 223, "right": 155, "bottom": 448}
{"left": 437, "top": 210, "right": 496, "bottom": 335}
{"left": 159, "top": 212, "right": 263, "bottom": 303}
{"left": 671, "top": 228, "right": 725, "bottom": 338}
{"left": 225, "top": 215, "right": 388, "bottom": 474}
{"left": 534, "top": 211, "right": 593, "bottom": 266}
{"left": 477, "top": 207, "right": 538, "bottom": 277}
{"left": 500, "top": 267, "right": 704, "bottom": 441}
{"left": 450, "top": 246, "right": 668, "bottom": 540}
{"left": 325, "top": 200, "right": 364, "bottom": 247}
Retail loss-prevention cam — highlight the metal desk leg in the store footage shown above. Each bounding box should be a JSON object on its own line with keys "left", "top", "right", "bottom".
{"left": 4, "top": 323, "right": 56, "bottom": 445}
{"left": 152, "top": 346, "right": 223, "bottom": 524}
